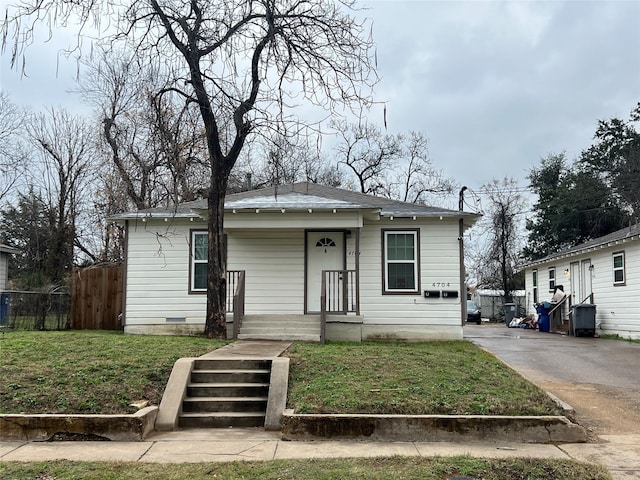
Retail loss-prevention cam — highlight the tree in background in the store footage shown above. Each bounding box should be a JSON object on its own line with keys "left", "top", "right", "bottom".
{"left": 579, "top": 102, "right": 640, "bottom": 218}
{"left": 524, "top": 152, "right": 631, "bottom": 261}
{"left": 4, "top": 0, "right": 377, "bottom": 338}
{"left": 0, "top": 189, "right": 57, "bottom": 289}
{"left": 333, "top": 121, "right": 456, "bottom": 205}
{"left": 80, "top": 51, "right": 211, "bottom": 211}
{"left": 468, "top": 177, "right": 527, "bottom": 304}
{"left": 0, "top": 92, "right": 27, "bottom": 204}
{"left": 26, "top": 108, "right": 97, "bottom": 283}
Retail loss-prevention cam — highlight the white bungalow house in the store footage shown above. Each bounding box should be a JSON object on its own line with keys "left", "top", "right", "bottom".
{"left": 522, "top": 222, "right": 640, "bottom": 340}
{"left": 113, "top": 183, "right": 480, "bottom": 341}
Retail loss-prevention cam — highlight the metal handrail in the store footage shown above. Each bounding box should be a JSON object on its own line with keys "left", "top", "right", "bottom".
{"left": 231, "top": 271, "right": 245, "bottom": 339}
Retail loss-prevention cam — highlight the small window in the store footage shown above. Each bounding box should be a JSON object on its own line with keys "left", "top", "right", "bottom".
{"left": 613, "top": 252, "right": 625, "bottom": 285}
{"left": 191, "top": 231, "right": 208, "bottom": 292}
{"left": 532, "top": 269, "right": 538, "bottom": 304}
{"left": 382, "top": 229, "right": 420, "bottom": 294}
{"left": 548, "top": 267, "right": 556, "bottom": 292}
{"left": 316, "top": 237, "right": 336, "bottom": 248}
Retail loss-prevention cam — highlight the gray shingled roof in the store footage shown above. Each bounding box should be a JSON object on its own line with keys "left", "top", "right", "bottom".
{"left": 524, "top": 222, "right": 640, "bottom": 267}
{"left": 114, "top": 182, "right": 481, "bottom": 221}
{"left": 0, "top": 243, "right": 18, "bottom": 254}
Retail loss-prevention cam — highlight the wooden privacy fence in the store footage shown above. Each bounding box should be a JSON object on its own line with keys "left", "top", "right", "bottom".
{"left": 70, "top": 265, "right": 123, "bottom": 330}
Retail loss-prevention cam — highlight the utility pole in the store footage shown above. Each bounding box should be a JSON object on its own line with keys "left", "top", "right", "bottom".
{"left": 459, "top": 186, "right": 468, "bottom": 327}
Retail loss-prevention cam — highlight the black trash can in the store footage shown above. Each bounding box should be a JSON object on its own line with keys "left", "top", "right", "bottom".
{"left": 503, "top": 303, "right": 516, "bottom": 326}
{"left": 571, "top": 304, "right": 596, "bottom": 337}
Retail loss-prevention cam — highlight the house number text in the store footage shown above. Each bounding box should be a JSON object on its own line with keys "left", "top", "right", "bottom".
{"left": 432, "top": 282, "right": 451, "bottom": 287}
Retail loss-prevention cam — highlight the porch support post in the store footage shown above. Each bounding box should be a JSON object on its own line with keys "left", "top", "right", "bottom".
{"left": 355, "top": 227, "right": 361, "bottom": 316}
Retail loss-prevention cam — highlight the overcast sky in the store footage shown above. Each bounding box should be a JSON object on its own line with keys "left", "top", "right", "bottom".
{"left": 1, "top": 0, "right": 639, "bottom": 200}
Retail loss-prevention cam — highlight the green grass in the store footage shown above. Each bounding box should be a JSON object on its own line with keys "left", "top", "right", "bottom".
{"left": 0, "top": 457, "right": 612, "bottom": 480}
{"left": 601, "top": 334, "right": 640, "bottom": 343}
{"left": 2, "top": 333, "right": 562, "bottom": 416}
{"left": 287, "top": 342, "right": 564, "bottom": 416}
{"left": 0, "top": 331, "right": 226, "bottom": 414}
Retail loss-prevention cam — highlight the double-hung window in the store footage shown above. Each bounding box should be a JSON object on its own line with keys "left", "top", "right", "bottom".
{"left": 382, "top": 229, "right": 420, "bottom": 294}
{"left": 548, "top": 267, "right": 556, "bottom": 292}
{"left": 613, "top": 252, "right": 625, "bottom": 285}
{"left": 190, "top": 231, "right": 208, "bottom": 292}
{"left": 532, "top": 269, "right": 538, "bottom": 303}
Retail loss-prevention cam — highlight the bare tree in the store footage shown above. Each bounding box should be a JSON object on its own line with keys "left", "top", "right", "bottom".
{"left": 384, "top": 131, "right": 456, "bottom": 206}
{"left": 27, "top": 108, "right": 97, "bottom": 283}
{"left": 333, "top": 122, "right": 455, "bottom": 205}
{"left": 80, "top": 52, "right": 210, "bottom": 211}
{"left": 333, "top": 120, "right": 402, "bottom": 195}
{"left": 4, "top": 0, "right": 377, "bottom": 337}
{"left": 468, "top": 177, "right": 527, "bottom": 304}
{"left": 0, "top": 92, "right": 27, "bottom": 204}
{"left": 232, "top": 132, "right": 341, "bottom": 190}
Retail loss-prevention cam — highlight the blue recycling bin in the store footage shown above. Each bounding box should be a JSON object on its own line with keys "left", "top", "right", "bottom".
{"left": 536, "top": 302, "right": 550, "bottom": 332}
{"left": 0, "top": 292, "right": 9, "bottom": 327}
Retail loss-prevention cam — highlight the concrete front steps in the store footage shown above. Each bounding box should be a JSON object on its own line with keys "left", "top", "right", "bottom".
{"left": 179, "top": 358, "right": 271, "bottom": 428}
{"left": 237, "top": 314, "right": 321, "bottom": 342}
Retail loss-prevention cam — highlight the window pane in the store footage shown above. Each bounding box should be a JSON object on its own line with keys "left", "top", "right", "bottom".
{"left": 614, "top": 255, "right": 623, "bottom": 268}
{"left": 194, "top": 233, "right": 207, "bottom": 260}
{"left": 194, "top": 263, "right": 207, "bottom": 290}
{"left": 614, "top": 269, "right": 624, "bottom": 283}
{"left": 387, "top": 263, "right": 415, "bottom": 290}
{"left": 532, "top": 270, "right": 537, "bottom": 286}
{"left": 387, "top": 234, "right": 414, "bottom": 261}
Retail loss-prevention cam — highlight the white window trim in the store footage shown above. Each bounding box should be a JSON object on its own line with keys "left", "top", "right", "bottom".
{"left": 532, "top": 269, "right": 538, "bottom": 303}
{"left": 190, "top": 230, "right": 208, "bottom": 293}
{"left": 613, "top": 251, "right": 625, "bottom": 285}
{"left": 382, "top": 229, "right": 420, "bottom": 294}
{"left": 548, "top": 267, "right": 556, "bottom": 292}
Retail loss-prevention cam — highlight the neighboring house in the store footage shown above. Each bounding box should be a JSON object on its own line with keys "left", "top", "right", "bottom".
{"left": 522, "top": 223, "right": 640, "bottom": 340}
{"left": 0, "top": 243, "right": 18, "bottom": 291}
{"left": 113, "top": 183, "right": 480, "bottom": 341}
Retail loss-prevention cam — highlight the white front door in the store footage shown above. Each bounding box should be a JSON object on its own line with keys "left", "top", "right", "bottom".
{"left": 570, "top": 262, "right": 580, "bottom": 303}
{"left": 581, "top": 259, "right": 592, "bottom": 302}
{"left": 306, "top": 231, "right": 345, "bottom": 312}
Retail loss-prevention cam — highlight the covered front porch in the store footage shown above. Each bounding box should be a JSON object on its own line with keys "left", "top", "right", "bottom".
{"left": 225, "top": 268, "right": 362, "bottom": 343}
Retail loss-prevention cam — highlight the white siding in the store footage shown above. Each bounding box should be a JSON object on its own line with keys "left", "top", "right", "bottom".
{"left": 358, "top": 218, "right": 462, "bottom": 334}
{"left": 124, "top": 216, "right": 465, "bottom": 339}
{"left": 0, "top": 253, "right": 8, "bottom": 290}
{"left": 227, "top": 229, "right": 305, "bottom": 314}
{"left": 524, "top": 240, "right": 640, "bottom": 339}
{"left": 124, "top": 220, "right": 206, "bottom": 327}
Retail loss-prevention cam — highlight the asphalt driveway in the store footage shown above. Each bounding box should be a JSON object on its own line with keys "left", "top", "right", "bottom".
{"left": 464, "top": 324, "right": 640, "bottom": 437}
{"left": 465, "top": 324, "right": 640, "bottom": 479}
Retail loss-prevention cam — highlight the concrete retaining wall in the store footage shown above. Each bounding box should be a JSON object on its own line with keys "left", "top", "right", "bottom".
{"left": 282, "top": 413, "right": 588, "bottom": 444}
{"left": 0, "top": 406, "right": 158, "bottom": 442}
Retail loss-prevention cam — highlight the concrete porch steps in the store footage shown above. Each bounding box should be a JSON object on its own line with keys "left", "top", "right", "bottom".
{"left": 238, "top": 314, "right": 321, "bottom": 342}
{"left": 178, "top": 358, "right": 272, "bottom": 429}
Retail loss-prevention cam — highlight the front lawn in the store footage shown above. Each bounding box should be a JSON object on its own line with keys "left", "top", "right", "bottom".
{"left": 1, "top": 332, "right": 563, "bottom": 417}
{"left": 0, "top": 331, "right": 225, "bottom": 414}
{"left": 287, "top": 341, "right": 563, "bottom": 416}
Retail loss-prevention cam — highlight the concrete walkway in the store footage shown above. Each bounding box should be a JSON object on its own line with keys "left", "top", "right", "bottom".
{"left": 2, "top": 341, "right": 639, "bottom": 479}
{"left": 3, "top": 429, "right": 639, "bottom": 480}
{"left": 198, "top": 340, "right": 292, "bottom": 358}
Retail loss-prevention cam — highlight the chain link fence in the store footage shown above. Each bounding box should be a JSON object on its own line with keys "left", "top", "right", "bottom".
{"left": 0, "top": 291, "right": 71, "bottom": 331}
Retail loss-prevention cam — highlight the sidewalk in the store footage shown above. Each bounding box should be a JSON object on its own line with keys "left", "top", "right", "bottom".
{"left": 3, "top": 429, "right": 640, "bottom": 479}
{"left": 0, "top": 428, "right": 601, "bottom": 463}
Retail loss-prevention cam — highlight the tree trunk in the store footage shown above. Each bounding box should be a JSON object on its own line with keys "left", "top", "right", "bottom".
{"left": 204, "top": 174, "right": 228, "bottom": 339}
